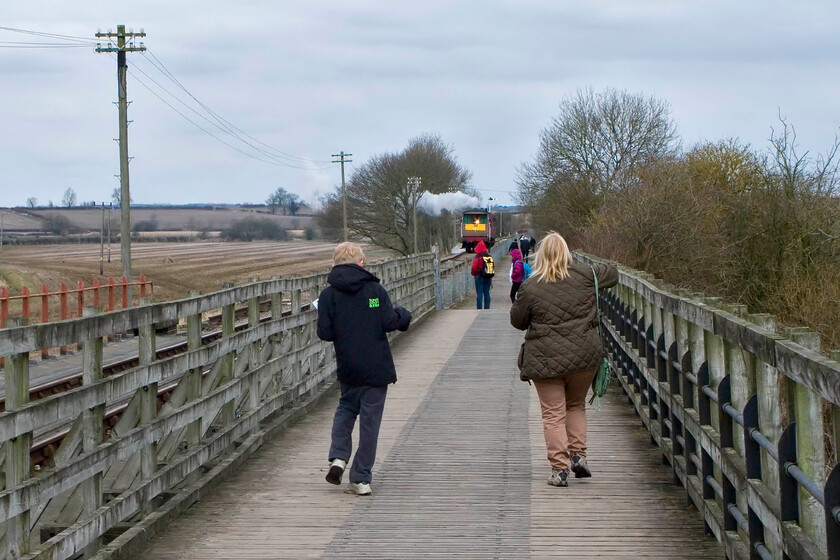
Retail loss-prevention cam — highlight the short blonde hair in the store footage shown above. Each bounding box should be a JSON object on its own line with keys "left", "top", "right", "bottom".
{"left": 532, "top": 232, "right": 571, "bottom": 282}
{"left": 333, "top": 242, "right": 365, "bottom": 265}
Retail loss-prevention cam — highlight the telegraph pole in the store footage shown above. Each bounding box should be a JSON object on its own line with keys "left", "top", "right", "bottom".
{"left": 331, "top": 151, "right": 352, "bottom": 241}
{"left": 107, "top": 203, "right": 112, "bottom": 263}
{"left": 100, "top": 203, "right": 105, "bottom": 275}
{"left": 95, "top": 25, "right": 146, "bottom": 281}
{"left": 408, "top": 176, "right": 421, "bottom": 254}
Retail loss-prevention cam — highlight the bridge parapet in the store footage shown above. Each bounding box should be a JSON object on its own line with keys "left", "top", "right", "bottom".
{"left": 0, "top": 253, "right": 442, "bottom": 559}
{"left": 576, "top": 251, "right": 840, "bottom": 560}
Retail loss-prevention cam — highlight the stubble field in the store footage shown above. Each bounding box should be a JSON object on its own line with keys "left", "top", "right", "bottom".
{"left": 0, "top": 241, "right": 396, "bottom": 303}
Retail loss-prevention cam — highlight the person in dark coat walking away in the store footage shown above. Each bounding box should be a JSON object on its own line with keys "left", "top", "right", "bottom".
{"left": 470, "top": 240, "right": 494, "bottom": 309}
{"left": 317, "top": 242, "right": 412, "bottom": 496}
{"left": 519, "top": 236, "right": 531, "bottom": 263}
{"left": 510, "top": 232, "right": 617, "bottom": 487}
{"left": 509, "top": 248, "right": 526, "bottom": 303}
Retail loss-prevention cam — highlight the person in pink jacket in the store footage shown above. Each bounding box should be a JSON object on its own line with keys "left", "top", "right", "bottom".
{"left": 509, "top": 248, "right": 525, "bottom": 303}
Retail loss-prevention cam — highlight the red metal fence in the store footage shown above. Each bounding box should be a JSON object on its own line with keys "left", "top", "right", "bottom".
{"left": 0, "top": 275, "right": 154, "bottom": 329}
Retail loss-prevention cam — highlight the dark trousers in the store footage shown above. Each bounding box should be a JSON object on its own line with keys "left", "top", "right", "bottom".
{"left": 474, "top": 276, "right": 492, "bottom": 309}
{"left": 510, "top": 282, "right": 522, "bottom": 303}
{"left": 329, "top": 383, "right": 388, "bottom": 484}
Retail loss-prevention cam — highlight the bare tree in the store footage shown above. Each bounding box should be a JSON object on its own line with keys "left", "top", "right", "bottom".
{"left": 266, "top": 188, "right": 286, "bottom": 214}
{"left": 286, "top": 194, "right": 303, "bottom": 215}
{"left": 318, "top": 134, "right": 473, "bottom": 254}
{"left": 517, "top": 87, "right": 678, "bottom": 232}
{"left": 111, "top": 187, "right": 132, "bottom": 206}
{"left": 26, "top": 197, "right": 37, "bottom": 208}
{"left": 62, "top": 188, "right": 77, "bottom": 208}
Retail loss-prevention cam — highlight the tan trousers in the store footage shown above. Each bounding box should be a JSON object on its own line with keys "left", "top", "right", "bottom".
{"left": 533, "top": 368, "right": 597, "bottom": 470}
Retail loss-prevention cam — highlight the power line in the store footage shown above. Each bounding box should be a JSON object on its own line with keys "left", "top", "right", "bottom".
{"left": 145, "top": 50, "right": 330, "bottom": 166}
{"left": 0, "top": 26, "right": 98, "bottom": 45}
{"left": 0, "top": 42, "right": 93, "bottom": 49}
{"left": 138, "top": 49, "right": 331, "bottom": 169}
{"left": 3, "top": 25, "right": 334, "bottom": 171}
{"left": 123, "top": 60, "right": 330, "bottom": 170}
{"left": 119, "top": 58, "right": 293, "bottom": 167}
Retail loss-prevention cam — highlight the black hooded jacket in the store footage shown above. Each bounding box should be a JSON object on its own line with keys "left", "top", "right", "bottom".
{"left": 317, "top": 263, "right": 412, "bottom": 386}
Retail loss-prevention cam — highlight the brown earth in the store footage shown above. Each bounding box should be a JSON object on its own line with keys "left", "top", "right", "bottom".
{"left": 0, "top": 241, "right": 396, "bottom": 304}
{"left": 0, "top": 206, "right": 313, "bottom": 233}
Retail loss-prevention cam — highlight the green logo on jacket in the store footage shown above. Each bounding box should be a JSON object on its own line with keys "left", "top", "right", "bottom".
{"left": 369, "top": 298, "right": 380, "bottom": 308}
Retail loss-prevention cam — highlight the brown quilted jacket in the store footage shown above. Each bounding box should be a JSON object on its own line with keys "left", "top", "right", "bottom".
{"left": 510, "top": 261, "right": 618, "bottom": 381}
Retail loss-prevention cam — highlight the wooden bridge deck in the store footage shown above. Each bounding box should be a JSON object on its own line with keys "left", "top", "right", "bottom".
{"left": 138, "top": 306, "right": 724, "bottom": 559}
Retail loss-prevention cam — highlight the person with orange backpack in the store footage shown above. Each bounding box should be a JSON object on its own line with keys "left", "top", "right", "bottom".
{"left": 470, "top": 241, "right": 494, "bottom": 309}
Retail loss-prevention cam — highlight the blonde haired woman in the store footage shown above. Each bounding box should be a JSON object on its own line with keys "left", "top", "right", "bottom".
{"left": 510, "top": 232, "right": 617, "bottom": 487}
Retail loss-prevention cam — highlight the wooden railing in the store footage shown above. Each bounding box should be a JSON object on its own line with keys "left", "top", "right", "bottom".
{"left": 576, "top": 252, "right": 840, "bottom": 560}
{"left": 0, "top": 254, "right": 435, "bottom": 559}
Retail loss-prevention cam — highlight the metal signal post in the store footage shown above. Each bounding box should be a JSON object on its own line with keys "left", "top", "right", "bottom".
{"left": 95, "top": 25, "right": 146, "bottom": 282}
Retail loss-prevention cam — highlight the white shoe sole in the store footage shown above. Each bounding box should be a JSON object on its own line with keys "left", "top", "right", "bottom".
{"left": 344, "top": 484, "right": 372, "bottom": 496}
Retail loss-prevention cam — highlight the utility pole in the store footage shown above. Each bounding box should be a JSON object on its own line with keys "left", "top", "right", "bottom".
{"left": 107, "top": 203, "right": 112, "bottom": 263}
{"left": 100, "top": 203, "right": 105, "bottom": 275}
{"left": 96, "top": 25, "right": 146, "bottom": 281}
{"left": 408, "top": 176, "right": 421, "bottom": 254}
{"left": 331, "top": 151, "right": 352, "bottom": 241}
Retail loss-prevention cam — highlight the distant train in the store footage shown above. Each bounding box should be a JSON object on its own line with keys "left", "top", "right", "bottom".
{"left": 461, "top": 209, "right": 497, "bottom": 253}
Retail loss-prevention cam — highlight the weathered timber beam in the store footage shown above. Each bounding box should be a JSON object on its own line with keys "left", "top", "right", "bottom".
{"left": 0, "top": 342, "right": 332, "bottom": 520}
{"left": 21, "top": 365, "right": 334, "bottom": 560}
{"left": 0, "top": 312, "right": 320, "bottom": 441}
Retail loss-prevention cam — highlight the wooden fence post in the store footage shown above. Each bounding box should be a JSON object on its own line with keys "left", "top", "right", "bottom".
{"left": 789, "top": 329, "right": 827, "bottom": 555}
{"left": 247, "top": 282, "right": 261, "bottom": 419}
{"left": 4, "top": 317, "right": 32, "bottom": 558}
{"left": 270, "top": 282, "right": 282, "bottom": 359}
{"left": 219, "top": 293, "right": 236, "bottom": 425}
{"left": 186, "top": 290, "right": 202, "bottom": 448}
{"left": 830, "top": 350, "right": 840, "bottom": 469}
{"left": 291, "top": 283, "right": 303, "bottom": 385}
{"left": 81, "top": 306, "right": 104, "bottom": 554}
{"left": 138, "top": 296, "right": 158, "bottom": 517}
{"left": 750, "top": 313, "right": 783, "bottom": 559}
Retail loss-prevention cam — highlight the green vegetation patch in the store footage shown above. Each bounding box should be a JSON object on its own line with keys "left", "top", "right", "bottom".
{"left": 0, "top": 266, "right": 31, "bottom": 293}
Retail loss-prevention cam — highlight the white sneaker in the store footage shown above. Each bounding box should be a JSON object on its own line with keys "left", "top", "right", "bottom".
{"left": 344, "top": 482, "right": 372, "bottom": 496}
{"left": 325, "top": 459, "right": 346, "bottom": 485}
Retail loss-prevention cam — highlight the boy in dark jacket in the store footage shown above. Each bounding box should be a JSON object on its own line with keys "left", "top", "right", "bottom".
{"left": 317, "top": 242, "right": 411, "bottom": 496}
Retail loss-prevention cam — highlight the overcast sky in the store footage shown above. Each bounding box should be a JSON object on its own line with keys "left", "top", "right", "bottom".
{"left": 1, "top": 1, "right": 838, "bottom": 209}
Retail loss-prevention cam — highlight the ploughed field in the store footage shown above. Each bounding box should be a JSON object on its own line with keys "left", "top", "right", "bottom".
{"left": 0, "top": 241, "right": 395, "bottom": 303}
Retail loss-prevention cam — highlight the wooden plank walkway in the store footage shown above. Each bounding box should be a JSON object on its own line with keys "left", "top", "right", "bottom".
{"left": 138, "top": 306, "right": 723, "bottom": 559}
